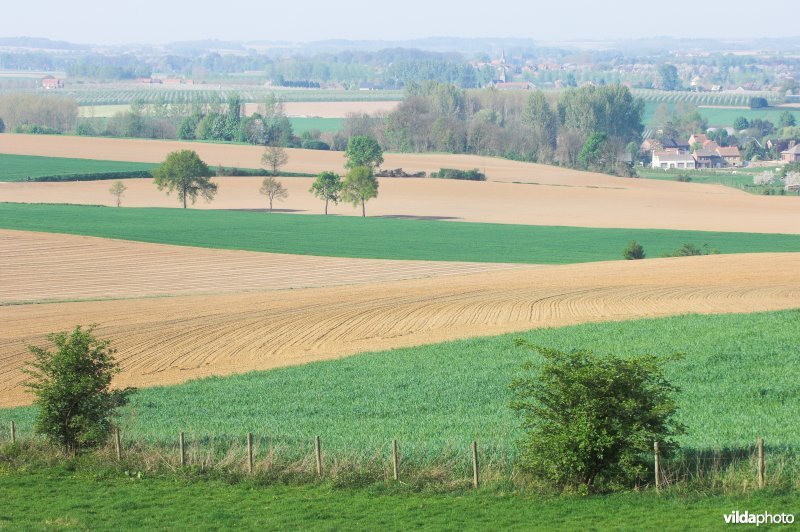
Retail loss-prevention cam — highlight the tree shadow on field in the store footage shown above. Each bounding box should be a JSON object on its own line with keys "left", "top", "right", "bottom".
{"left": 377, "top": 215, "right": 461, "bottom": 221}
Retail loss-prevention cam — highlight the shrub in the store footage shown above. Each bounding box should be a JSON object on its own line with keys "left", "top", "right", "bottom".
{"left": 429, "top": 168, "right": 486, "bottom": 181}
{"left": 14, "top": 124, "right": 61, "bottom": 135}
{"left": 666, "top": 243, "right": 718, "bottom": 257}
{"left": 301, "top": 139, "right": 330, "bottom": 151}
{"left": 33, "top": 171, "right": 152, "bottom": 182}
{"left": 675, "top": 174, "right": 692, "bottom": 182}
{"left": 510, "top": 343, "right": 683, "bottom": 492}
{"left": 75, "top": 121, "right": 95, "bottom": 136}
{"left": 0, "top": 116, "right": 5, "bottom": 133}
{"left": 24, "top": 325, "right": 134, "bottom": 455}
{"left": 749, "top": 97, "right": 769, "bottom": 109}
{"left": 623, "top": 241, "right": 646, "bottom": 260}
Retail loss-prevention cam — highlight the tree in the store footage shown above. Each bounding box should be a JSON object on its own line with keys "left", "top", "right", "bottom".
{"left": 109, "top": 180, "right": 127, "bottom": 207}
{"left": 0, "top": 116, "right": 5, "bottom": 133}
{"left": 24, "top": 325, "right": 134, "bottom": 455}
{"left": 750, "top": 97, "right": 769, "bottom": 109}
{"left": 262, "top": 145, "right": 289, "bottom": 175}
{"left": 657, "top": 64, "right": 680, "bottom": 91}
{"left": 510, "top": 343, "right": 683, "bottom": 492}
{"left": 152, "top": 150, "right": 216, "bottom": 209}
{"left": 779, "top": 111, "right": 797, "bottom": 128}
{"left": 345, "top": 135, "right": 384, "bottom": 171}
{"left": 578, "top": 132, "right": 608, "bottom": 170}
{"left": 259, "top": 176, "right": 288, "bottom": 212}
{"left": 342, "top": 165, "right": 379, "bottom": 217}
{"left": 309, "top": 171, "right": 342, "bottom": 215}
{"left": 733, "top": 116, "right": 750, "bottom": 130}
{"left": 623, "top": 241, "right": 646, "bottom": 260}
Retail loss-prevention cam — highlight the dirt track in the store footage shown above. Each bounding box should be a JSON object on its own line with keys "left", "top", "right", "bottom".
{"left": 0, "top": 230, "right": 521, "bottom": 304}
{"left": 3, "top": 134, "right": 800, "bottom": 233}
{"left": 2, "top": 252, "right": 799, "bottom": 407}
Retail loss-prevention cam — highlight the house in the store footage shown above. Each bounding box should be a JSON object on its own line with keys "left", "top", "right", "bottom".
{"left": 652, "top": 151, "right": 697, "bottom": 170}
{"left": 782, "top": 145, "right": 800, "bottom": 163}
{"left": 40, "top": 75, "right": 63, "bottom": 89}
{"left": 716, "top": 146, "right": 743, "bottom": 167}
{"left": 491, "top": 81, "right": 536, "bottom": 91}
{"left": 688, "top": 133, "right": 709, "bottom": 147}
{"left": 693, "top": 148, "right": 722, "bottom": 168}
{"left": 640, "top": 138, "right": 662, "bottom": 154}
{"left": 661, "top": 137, "right": 690, "bottom": 154}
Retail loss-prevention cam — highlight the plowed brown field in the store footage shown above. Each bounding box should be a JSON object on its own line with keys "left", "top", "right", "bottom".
{"left": 3, "top": 134, "right": 800, "bottom": 233}
{"left": 3, "top": 252, "right": 799, "bottom": 407}
{"left": 0, "top": 230, "right": 521, "bottom": 304}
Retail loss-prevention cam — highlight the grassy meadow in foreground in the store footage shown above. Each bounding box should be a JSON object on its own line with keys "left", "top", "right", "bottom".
{"left": 3, "top": 310, "right": 799, "bottom": 463}
{"left": 1, "top": 467, "right": 793, "bottom": 531}
{"left": 0, "top": 154, "right": 157, "bottom": 182}
{"left": 3, "top": 202, "right": 800, "bottom": 264}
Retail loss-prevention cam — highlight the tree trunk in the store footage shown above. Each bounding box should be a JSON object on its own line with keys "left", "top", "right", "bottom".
{"left": 361, "top": 198, "right": 365, "bottom": 217}
{"left": 269, "top": 197, "right": 273, "bottom": 213}
{"left": 324, "top": 198, "right": 328, "bottom": 215}
{"left": 182, "top": 187, "right": 187, "bottom": 209}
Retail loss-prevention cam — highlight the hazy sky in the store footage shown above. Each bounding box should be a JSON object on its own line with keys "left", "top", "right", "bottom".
{"left": 5, "top": 0, "right": 798, "bottom": 44}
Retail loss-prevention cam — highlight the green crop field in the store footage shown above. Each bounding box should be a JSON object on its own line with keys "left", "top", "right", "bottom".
{"left": 0, "top": 154, "right": 157, "bottom": 182}
{"left": 289, "top": 117, "right": 344, "bottom": 134}
{"left": 3, "top": 203, "right": 800, "bottom": 264}
{"left": 643, "top": 101, "right": 800, "bottom": 128}
{"left": 1, "top": 468, "right": 793, "bottom": 531}
{"left": 3, "top": 310, "right": 799, "bottom": 462}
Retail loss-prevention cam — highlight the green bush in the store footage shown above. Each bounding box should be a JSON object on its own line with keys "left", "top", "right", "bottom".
{"left": 14, "top": 124, "right": 61, "bottom": 135}
{"left": 510, "top": 343, "right": 683, "bottom": 492}
{"left": 33, "top": 171, "right": 152, "bottom": 182}
{"left": 429, "top": 168, "right": 486, "bottom": 181}
{"left": 301, "top": 139, "right": 330, "bottom": 151}
{"left": 75, "top": 121, "right": 95, "bottom": 136}
{"left": 623, "top": 241, "right": 646, "bottom": 260}
{"left": 665, "top": 243, "right": 718, "bottom": 257}
{"left": 24, "top": 326, "right": 134, "bottom": 454}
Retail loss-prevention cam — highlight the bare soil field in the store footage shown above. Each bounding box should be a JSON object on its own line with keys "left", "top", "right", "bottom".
{"left": 2, "top": 252, "right": 799, "bottom": 407}
{"left": 3, "top": 134, "right": 800, "bottom": 233}
{"left": 0, "top": 230, "right": 521, "bottom": 305}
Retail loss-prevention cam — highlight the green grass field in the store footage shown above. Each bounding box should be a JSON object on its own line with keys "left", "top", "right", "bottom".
{"left": 1, "top": 467, "right": 793, "bottom": 531}
{"left": 636, "top": 167, "right": 793, "bottom": 194}
{"left": 0, "top": 154, "right": 157, "bottom": 182}
{"left": 3, "top": 310, "right": 799, "bottom": 463}
{"left": 643, "top": 102, "right": 800, "bottom": 128}
{"left": 3, "top": 203, "right": 800, "bottom": 264}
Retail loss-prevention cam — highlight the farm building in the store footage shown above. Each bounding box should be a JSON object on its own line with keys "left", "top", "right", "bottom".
{"left": 781, "top": 144, "right": 800, "bottom": 163}
{"left": 40, "top": 75, "right": 63, "bottom": 89}
{"left": 693, "top": 148, "right": 721, "bottom": 169}
{"left": 717, "top": 146, "right": 742, "bottom": 167}
{"left": 652, "top": 151, "right": 696, "bottom": 170}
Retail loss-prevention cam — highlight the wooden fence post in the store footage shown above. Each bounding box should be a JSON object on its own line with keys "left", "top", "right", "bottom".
{"left": 392, "top": 439, "right": 399, "bottom": 481}
{"left": 315, "top": 436, "right": 323, "bottom": 479}
{"left": 472, "top": 441, "right": 479, "bottom": 489}
{"left": 179, "top": 432, "right": 185, "bottom": 467}
{"left": 654, "top": 441, "right": 661, "bottom": 492}
{"left": 247, "top": 432, "right": 253, "bottom": 474}
{"left": 114, "top": 427, "right": 122, "bottom": 461}
{"left": 757, "top": 438, "right": 765, "bottom": 489}
{"left": 10, "top": 420, "right": 15, "bottom": 445}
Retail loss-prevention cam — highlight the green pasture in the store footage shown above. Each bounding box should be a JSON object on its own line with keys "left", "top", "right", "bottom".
{"left": 1, "top": 467, "right": 792, "bottom": 530}
{"left": 0, "top": 154, "right": 156, "bottom": 182}
{"left": 2, "top": 203, "right": 800, "bottom": 263}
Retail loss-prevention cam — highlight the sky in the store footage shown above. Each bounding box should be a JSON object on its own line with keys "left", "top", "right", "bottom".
{"left": 4, "top": 0, "right": 799, "bottom": 45}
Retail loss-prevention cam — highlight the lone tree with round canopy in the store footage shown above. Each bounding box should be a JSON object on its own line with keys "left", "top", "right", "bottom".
{"left": 309, "top": 171, "right": 342, "bottom": 215}
{"left": 342, "top": 165, "right": 378, "bottom": 217}
{"left": 345, "top": 135, "right": 383, "bottom": 172}
{"left": 153, "top": 150, "right": 217, "bottom": 208}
